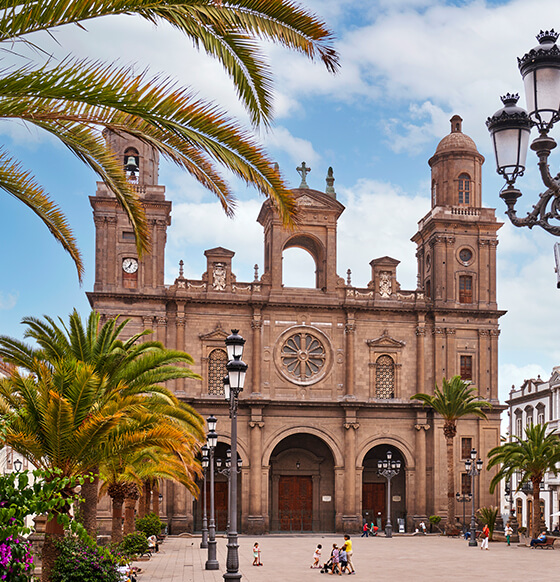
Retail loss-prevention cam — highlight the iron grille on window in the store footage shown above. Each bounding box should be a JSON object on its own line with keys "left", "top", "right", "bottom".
{"left": 208, "top": 349, "right": 227, "bottom": 395}
{"left": 280, "top": 333, "right": 326, "bottom": 381}
{"left": 459, "top": 276, "right": 473, "bottom": 303}
{"left": 375, "top": 355, "right": 395, "bottom": 399}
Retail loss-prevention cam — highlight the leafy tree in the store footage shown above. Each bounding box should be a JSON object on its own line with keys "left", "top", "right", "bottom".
{"left": 0, "top": 0, "right": 339, "bottom": 279}
{"left": 412, "top": 375, "right": 491, "bottom": 530}
{"left": 117, "top": 532, "right": 149, "bottom": 560}
{"left": 0, "top": 309, "right": 204, "bottom": 538}
{"left": 488, "top": 423, "right": 560, "bottom": 538}
{"left": 135, "top": 513, "right": 164, "bottom": 538}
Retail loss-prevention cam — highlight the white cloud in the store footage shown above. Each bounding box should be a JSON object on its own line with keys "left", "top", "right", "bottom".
{"left": 0, "top": 291, "right": 18, "bottom": 310}
{"left": 499, "top": 362, "right": 549, "bottom": 401}
{"left": 262, "top": 127, "right": 321, "bottom": 169}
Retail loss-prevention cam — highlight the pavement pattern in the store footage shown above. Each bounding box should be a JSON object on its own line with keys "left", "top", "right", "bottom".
{"left": 133, "top": 533, "right": 560, "bottom": 582}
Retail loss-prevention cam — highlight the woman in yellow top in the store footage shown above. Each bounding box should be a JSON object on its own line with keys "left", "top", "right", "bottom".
{"left": 341, "top": 535, "right": 355, "bottom": 574}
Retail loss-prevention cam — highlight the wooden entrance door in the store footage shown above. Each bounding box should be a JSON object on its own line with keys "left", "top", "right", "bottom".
{"left": 362, "top": 482, "right": 386, "bottom": 527}
{"left": 278, "top": 476, "right": 313, "bottom": 531}
{"left": 205, "top": 480, "right": 228, "bottom": 532}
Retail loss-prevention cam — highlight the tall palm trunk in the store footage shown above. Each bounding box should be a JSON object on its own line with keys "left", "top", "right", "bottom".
{"left": 123, "top": 483, "right": 140, "bottom": 535}
{"left": 446, "top": 435, "right": 455, "bottom": 530}
{"left": 78, "top": 472, "right": 99, "bottom": 537}
{"left": 108, "top": 484, "right": 126, "bottom": 544}
{"left": 42, "top": 512, "right": 65, "bottom": 582}
{"left": 532, "top": 480, "right": 542, "bottom": 539}
{"left": 153, "top": 481, "right": 160, "bottom": 516}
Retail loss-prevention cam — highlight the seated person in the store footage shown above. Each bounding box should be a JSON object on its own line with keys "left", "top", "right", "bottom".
{"left": 530, "top": 531, "right": 547, "bottom": 547}
{"left": 552, "top": 525, "right": 560, "bottom": 536}
{"left": 147, "top": 534, "right": 159, "bottom": 553}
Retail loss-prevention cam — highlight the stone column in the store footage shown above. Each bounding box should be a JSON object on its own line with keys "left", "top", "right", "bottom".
{"left": 489, "top": 329, "right": 500, "bottom": 400}
{"left": 342, "top": 415, "right": 360, "bottom": 532}
{"left": 445, "top": 236, "right": 456, "bottom": 303}
{"left": 345, "top": 312, "right": 356, "bottom": 398}
{"left": 251, "top": 313, "right": 262, "bottom": 395}
{"left": 157, "top": 316, "right": 167, "bottom": 345}
{"left": 478, "top": 329, "right": 490, "bottom": 397}
{"left": 414, "top": 414, "right": 430, "bottom": 518}
{"left": 446, "top": 328, "right": 456, "bottom": 377}
{"left": 433, "top": 326, "right": 446, "bottom": 384}
{"left": 107, "top": 216, "right": 117, "bottom": 288}
{"left": 175, "top": 314, "right": 186, "bottom": 393}
{"left": 416, "top": 320, "right": 426, "bottom": 392}
{"left": 248, "top": 413, "right": 265, "bottom": 534}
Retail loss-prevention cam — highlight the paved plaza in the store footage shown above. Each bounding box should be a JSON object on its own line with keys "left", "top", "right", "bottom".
{"left": 133, "top": 533, "right": 559, "bottom": 582}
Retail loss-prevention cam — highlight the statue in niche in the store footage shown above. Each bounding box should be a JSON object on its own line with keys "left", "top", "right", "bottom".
{"left": 213, "top": 263, "right": 226, "bottom": 290}
{"left": 379, "top": 272, "right": 392, "bottom": 298}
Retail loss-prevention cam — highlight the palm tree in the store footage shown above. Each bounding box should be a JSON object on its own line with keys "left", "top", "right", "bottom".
{"left": 0, "top": 1, "right": 339, "bottom": 279}
{"left": 0, "top": 309, "right": 204, "bottom": 537}
{"left": 411, "top": 375, "right": 491, "bottom": 530}
{"left": 488, "top": 423, "right": 560, "bottom": 538}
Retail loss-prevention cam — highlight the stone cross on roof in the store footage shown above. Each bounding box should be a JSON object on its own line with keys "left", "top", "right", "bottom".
{"left": 297, "top": 161, "right": 311, "bottom": 188}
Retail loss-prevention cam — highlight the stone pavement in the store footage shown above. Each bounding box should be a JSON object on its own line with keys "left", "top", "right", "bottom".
{"left": 133, "top": 534, "right": 560, "bottom": 582}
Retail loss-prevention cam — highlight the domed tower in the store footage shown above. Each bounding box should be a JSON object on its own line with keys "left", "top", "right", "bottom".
{"left": 412, "top": 116, "right": 503, "bottom": 401}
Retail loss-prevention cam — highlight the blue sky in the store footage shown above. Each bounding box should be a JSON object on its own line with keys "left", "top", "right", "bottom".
{"left": 1, "top": 0, "right": 559, "bottom": 405}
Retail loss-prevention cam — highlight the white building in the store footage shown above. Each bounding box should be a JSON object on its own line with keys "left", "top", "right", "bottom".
{"left": 506, "top": 367, "right": 560, "bottom": 532}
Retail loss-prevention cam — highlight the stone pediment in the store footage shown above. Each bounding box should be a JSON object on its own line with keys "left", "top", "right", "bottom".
{"left": 366, "top": 329, "right": 406, "bottom": 348}
{"left": 550, "top": 371, "right": 560, "bottom": 386}
{"left": 204, "top": 247, "right": 235, "bottom": 258}
{"left": 199, "top": 323, "right": 228, "bottom": 341}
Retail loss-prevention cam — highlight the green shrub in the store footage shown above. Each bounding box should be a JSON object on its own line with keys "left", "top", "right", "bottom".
{"left": 52, "top": 536, "right": 120, "bottom": 582}
{"left": 477, "top": 506, "right": 499, "bottom": 540}
{"left": 118, "top": 533, "right": 149, "bottom": 558}
{"left": 135, "top": 513, "right": 163, "bottom": 537}
{"left": 429, "top": 515, "right": 442, "bottom": 532}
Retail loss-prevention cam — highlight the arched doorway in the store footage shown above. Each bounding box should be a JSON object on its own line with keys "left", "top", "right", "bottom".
{"left": 362, "top": 445, "right": 406, "bottom": 531}
{"left": 269, "top": 434, "right": 335, "bottom": 532}
{"left": 193, "top": 442, "right": 243, "bottom": 533}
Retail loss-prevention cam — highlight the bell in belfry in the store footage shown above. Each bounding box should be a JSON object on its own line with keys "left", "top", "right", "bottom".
{"left": 124, "top": 156, "right": 139, "bottom": 180}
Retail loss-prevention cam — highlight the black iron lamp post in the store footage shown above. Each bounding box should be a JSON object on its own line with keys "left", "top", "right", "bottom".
{"left": 487, "top": 30, "right": 560, "bottom": 239}
{"left": 13, "top": 458, "right": 23, "bottom": 473}
{"left": 200, "top": 444, "right": 209, "bottom": 549}
{"left": 465, "top": 448, "right": 484, "bottom": 547}
{"left": 205, "top": 416, "right": 219, "bottom": 570}
{"left": 456, "top": 492, "right": 472, "bottom": 533}
{"left": 377, "top": 450, "right": 401, "bottom": 538}
{"left": 216, "top": 449, "right": 243, "bottom": 535}
{"left": 223, "top": 329, "right": 247, "bottom": 582}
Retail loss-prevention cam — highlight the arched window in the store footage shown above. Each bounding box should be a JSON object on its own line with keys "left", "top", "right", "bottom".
{"left": 376, "top": 355, "right": 395, "bottom": 399}
{"left": 458, "top": 173, "right": 470, "bottom": 204}
{"left": 425, "top": 279, "right": 431, "bottom": 299}
{"left": 459, "top": 275, "right": 472, "bottom": 303}
{"left": 431, "top": 180, "right": 437, "bottom": 206}
{"left": 208, "top": 349, "right": 227, "bottom": 395}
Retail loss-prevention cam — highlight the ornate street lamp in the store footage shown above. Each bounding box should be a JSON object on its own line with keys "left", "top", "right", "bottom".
{"left": 206, "top": 416, "right": 219, "bottom": 570}
{"left": 200, "top": 445, "right": 209, "bottom": 549}
{"left": 377, "top": 450, "right": 401, "bottom": 538}
{"left": 216, "top": 449, "right": 243, "bottom": 535}
{"left": 223, "top": 330, "right": 247, "bottom": 582}
{"left": 465, "top": 448, "right": 484, "bottom": 547}
{"left": 13, "top": 458, "right": 23, "bottom": 473}
{"left": 487, "top": 30, "right": 560, "bottom": 237}
{"left": 456, "top": 492, "right": 472, "bottom": 533}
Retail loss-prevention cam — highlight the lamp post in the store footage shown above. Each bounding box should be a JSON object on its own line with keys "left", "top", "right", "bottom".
{"left": 455, "top": 492, "right": 472, "bottom": 533}
{"left": 216, "top": 449, "right": 243, "bottom": 535}
{"left": 13, "top": 458, "right": 23, "bottom": 473}
{"left": 377, "top": 450, "right": 401, "bottom": 538}
{"left": 465, "top": 448, "right": 483, "bottom": 547}
{"left": 205, "top": 416, "right": 219, "bottom": 570}
{"left": 223, "top": 329, "right": 247, "bottom": 582}
{"left": 200, "top": 445, "right": 209, "bottom": 549}
{"left": 487, "top": 29, "right": 560, "bottom": 241}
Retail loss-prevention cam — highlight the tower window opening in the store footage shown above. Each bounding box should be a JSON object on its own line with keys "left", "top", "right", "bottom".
{"left": 375, "top": 355, "right": 395, "bottom": 399}
{"left": 460, "top": 355, "right": 472, "bottom": 381}
{"left": 459, "top": 275, "right": 472, "bottom": 303}
{"left": 458, "top": 174, "right": 470, "bottom": 204}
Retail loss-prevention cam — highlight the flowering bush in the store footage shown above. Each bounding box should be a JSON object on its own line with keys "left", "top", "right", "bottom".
{"left": 51, "top": 536, "right": 120, "bottom": 582}
{"left": 0, "top": 536, "right": 34, "bottom": 582}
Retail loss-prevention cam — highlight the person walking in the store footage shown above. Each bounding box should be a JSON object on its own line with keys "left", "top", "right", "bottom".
{"left": 330, "top": 544, "right": 340, "bottom": 575}
{"left": 480, "top": 524, "right": 490, "bottom": 550}
{"left": 505, "top": 524, "right": 513, "bottom": 546}
{"left": 311, "top": 544, "right": 322, "bottom": 568}
{"left": 360, "top": 522, "right": 369, "bottom": 537}
{"left": 341, "top": 535, "right": 355, "bottom": 575}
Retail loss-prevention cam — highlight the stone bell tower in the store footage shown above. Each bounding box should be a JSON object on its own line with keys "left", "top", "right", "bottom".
{"left": 90, "top": 131, "right": 171, "bottom": 294}
{"left": 411, "top": 116, "right": 503, "bottom": 401}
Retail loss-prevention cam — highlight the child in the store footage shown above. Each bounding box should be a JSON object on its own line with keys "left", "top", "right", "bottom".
{"left": 311, "top": 544, "right": 322, "bottom": 568}
{"left": 252, "top": 542, "right": 263, "bottom": 566}
{"left": 338, "top": 545, "right": 347, "bottom": 575}
{"left": 330, "top": 544, "right": 340, "bottom": 575}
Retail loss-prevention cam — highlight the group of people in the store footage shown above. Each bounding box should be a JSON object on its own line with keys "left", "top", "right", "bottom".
{"left": 360, "top": 522, "right": 379, "bottom": 537}
{"left": 311, "top": 535, "right": 356, "bottom": 575}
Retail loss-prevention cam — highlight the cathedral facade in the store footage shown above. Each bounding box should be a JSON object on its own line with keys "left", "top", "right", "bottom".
{"left": 88, "top": 117, "right": 504, "bottom": 534}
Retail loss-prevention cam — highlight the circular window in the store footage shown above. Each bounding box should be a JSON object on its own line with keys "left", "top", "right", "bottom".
{"left": 275, "top": 326, "right": 333, "bottom": 386}
{"left": 459, "top": 248, "right": 473, "bottom": 263}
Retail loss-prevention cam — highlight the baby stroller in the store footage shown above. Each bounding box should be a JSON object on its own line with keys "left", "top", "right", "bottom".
{"left": 320, "top": 557, "right": 339, "bottom": 575}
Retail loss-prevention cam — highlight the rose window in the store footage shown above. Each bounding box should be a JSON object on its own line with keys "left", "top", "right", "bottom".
{"left": 280, "top": 332, "right": 326, "bottom": 382}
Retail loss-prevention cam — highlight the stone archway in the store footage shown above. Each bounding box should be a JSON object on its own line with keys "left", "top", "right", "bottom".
{"left": 269, "top": 433, "right": 336, "bottom": 532}
{"left": 362, "top": 444, "right": 406, "bottom": 533}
